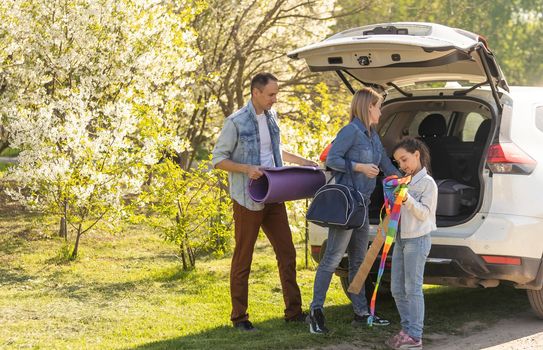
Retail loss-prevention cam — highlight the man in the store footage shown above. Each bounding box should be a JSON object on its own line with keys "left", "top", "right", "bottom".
{"left": 212, "top": 72, "right": 317, "bottom": 331}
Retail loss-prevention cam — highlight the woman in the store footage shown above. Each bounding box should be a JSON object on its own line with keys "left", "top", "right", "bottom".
{"left": 309, "top": 87, "right": 400, "bottom": 334}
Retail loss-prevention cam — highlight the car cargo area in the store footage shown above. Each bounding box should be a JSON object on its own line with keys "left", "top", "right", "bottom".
{"left": 368, "top": 96, "right": 494, "bottom": 227}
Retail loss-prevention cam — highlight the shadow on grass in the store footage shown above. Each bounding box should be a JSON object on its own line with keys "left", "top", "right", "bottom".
{"left": 128, "top": 285, "right": 532, "bottom": 350}
{"left": 0, "top": 267, "right": 33, "bottom": 284}
{"left": 128, "top": 303, "right": 391, "bottom": 350}
{"left": 34, "top": 263, "right": 225, "bottom": 302}
{"left": 149, "top": 267, "right": 225, "bottom": 293}
{"left": 0, "top": 235, "right": 28, "bottom": 256}
{"left": 0, "top": 210, "right": 37, "bottom": 220}
{"left": 0, "top": 211, "right": 49, "bottom": 257}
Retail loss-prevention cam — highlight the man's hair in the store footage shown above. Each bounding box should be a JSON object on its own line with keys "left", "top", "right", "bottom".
{"left": 250, "top": 73, "right": 278, "bottom": 95}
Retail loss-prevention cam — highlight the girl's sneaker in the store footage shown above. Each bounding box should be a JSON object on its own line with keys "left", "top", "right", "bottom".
{"left": 395, "top": 333, "right": 422, "bottom": 350}
{"left": 385, "top": 330, "right": 407, "bottom": 348}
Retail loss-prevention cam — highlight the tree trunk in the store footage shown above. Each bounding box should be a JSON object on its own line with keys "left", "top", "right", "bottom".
{"left": 0, "top": 142, "right": 8, "bottom": 154}
{"left": 0, "top": 125, "right": 8, "bottom": 154}
{"left": 187, "top": 244, "right": 195, "bottom": 268}
{"left": 59, "top": 201, "right": 68, "bottom": 239}
{"left": 176, "top": 213, "right": 189, "bottom": 270}
{"left": 71, "top": 225, "right": 82, "bottom": 259}
{"left": 58, "top": 217, "right": 67, "bottom": 239}
{"left": 180, "top": 241, "right": 188, "bottom": 270}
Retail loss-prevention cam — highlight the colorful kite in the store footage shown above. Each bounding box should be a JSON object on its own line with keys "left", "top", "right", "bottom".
{"left": 367, "top": 175, "right": 411, "bottom": 326}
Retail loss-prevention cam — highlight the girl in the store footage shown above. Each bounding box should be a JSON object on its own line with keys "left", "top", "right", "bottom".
{"left": 308, "top": 88, "right": 401, "bottom": 334}
{"left": 386, "top": 137, "right": 438, "bottom": 349}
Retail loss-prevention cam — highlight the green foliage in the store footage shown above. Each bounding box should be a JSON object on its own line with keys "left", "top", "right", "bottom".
{"left": 53, "top": 241, "right": 77, "bottom": 263}
{"left": 0, "top": 147, "right": 19, "bottom": 157}
{"left": 183, "top": 0, "right": 337, "bottom": 169}
{"left": 335, "top": 0, "right": 543, "bottom": 86}
{"left": 0, "top": 162, "right": 12, "bottom": 173}
{"left": 141, "top": 157, "right": 232, "bottom": 270}
{"left": 281, "top": 82, "right": 350, "bottom": 236}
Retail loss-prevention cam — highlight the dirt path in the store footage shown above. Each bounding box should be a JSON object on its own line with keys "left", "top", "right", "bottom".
{"left": 425, "top": 311, "right": 543, "bottom": 350}
{"left": 316, "top": 311, "right": 543, "bottom": 350}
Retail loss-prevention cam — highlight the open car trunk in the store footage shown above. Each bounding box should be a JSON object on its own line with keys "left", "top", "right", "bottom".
{"left": 288, "top": 22, "right": 509, "bottom": 110}
{"left": 289, "top": 22, "right": 508, "bottom": 227}
{"left": 368, "top": 95, "right": 495, "bottom": 227}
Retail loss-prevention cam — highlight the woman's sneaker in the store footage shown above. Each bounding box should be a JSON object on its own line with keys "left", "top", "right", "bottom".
{"left": 395, "top": 332, "right": 422, "bottom": 350}
{"left": 309, "top": 308, "right": 329, "bottom": 334}
{"left": 352, "top": 313, "right": 390, "bottom": 326}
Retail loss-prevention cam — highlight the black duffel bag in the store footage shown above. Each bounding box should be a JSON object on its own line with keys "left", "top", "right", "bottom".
{"left": 306, "top": 159, "right": 366, "bottom": 230}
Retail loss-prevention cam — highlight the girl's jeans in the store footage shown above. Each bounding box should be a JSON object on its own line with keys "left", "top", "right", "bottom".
{"left": 391, "top": 234, "right": 431, "bottom": 340}
{"left": 310, "top": 212, "right": 370, "bottom": 316}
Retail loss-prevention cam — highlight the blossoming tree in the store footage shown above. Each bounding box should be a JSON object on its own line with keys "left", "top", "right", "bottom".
{"left": 0, "top": 0, "right": 202, "bottom": 258}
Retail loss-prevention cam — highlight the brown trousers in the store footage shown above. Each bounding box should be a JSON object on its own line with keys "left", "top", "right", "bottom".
{"left": 230, "top": 201, "right": 302, "bottom": 323}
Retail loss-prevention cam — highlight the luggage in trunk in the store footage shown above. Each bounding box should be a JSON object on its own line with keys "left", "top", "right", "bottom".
{"left": 436, "top": 179, "right": 476, "bottom": 216}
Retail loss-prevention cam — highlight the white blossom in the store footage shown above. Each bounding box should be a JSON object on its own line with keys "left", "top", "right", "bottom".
{"left": 0, "top": 0, "right": 199, "bottom": 236}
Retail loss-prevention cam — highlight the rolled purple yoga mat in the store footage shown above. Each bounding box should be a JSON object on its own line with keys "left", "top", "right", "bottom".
{"left": 248, "top": 166, "right": 326, "bottom": 204}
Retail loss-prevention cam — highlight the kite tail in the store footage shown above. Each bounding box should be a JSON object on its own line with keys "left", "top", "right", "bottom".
{"left": 367, "top": 175, "right": 410, "bottom": 326}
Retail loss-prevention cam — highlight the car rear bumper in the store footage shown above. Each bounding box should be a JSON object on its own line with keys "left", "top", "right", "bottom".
{"left": 425, "top": 245, "right": 543, "bottom": 289}
{"left": 311, "top": 242, "right": 543, "bottom": 289}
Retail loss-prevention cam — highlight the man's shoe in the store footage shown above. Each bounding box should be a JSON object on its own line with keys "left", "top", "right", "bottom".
{"left": 308, "top": 308, "right": 329, "bottom": 334}
{"left": 285, "top": 312, "right": 309, "bottom": 323}
{"left": 352, "top": 313, "right": 390, "bottom": 326}
{"left": 233, "top": 320, "right": 257, "bottom": 332}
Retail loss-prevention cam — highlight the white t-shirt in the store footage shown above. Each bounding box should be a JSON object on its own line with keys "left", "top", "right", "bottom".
{"left": 256, "top": 113, "right": 275, "bottom": 167}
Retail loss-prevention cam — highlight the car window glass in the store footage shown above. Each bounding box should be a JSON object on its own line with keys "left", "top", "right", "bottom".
{"left": 408, "top": 112, "right": 452, "bottom": 137}
{"left": 536, "top": 106, "right": 543, "bottom": 133}
{"left": 461, "top": 112, "right": 484, "bottom": 141}
{"left": 378, "top": 113, "right": 397, "bottom": 137}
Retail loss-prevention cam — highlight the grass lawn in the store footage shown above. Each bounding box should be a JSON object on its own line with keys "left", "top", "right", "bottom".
{"left": 0, "top": 147, "right": 19, "bottom": 157}
{"left": 0, "top": 202, "right": 532, "bottom": 350}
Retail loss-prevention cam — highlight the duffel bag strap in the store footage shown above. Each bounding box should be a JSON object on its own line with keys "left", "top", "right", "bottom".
{"left": 344, "top": 158, "right": 365, "bottom": 206}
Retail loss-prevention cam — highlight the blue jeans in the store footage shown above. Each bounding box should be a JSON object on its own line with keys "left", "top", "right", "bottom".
{"left": 310, "top": 210, "right": 370, "bottom": 316}
{"left": 391, "top": 234, "right": 431, "bottom": 340}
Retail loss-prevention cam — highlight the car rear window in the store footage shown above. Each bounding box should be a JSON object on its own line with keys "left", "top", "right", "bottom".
{"left": 536, "top": 106, "right": 543, "bottom": 133}
{"left": 408, "top": 112, "right": 453, "bottom": 137}
{"left": 462, "top": 112, "right": 485, "bottom": 141}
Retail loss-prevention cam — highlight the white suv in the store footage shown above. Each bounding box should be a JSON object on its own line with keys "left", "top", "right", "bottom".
{"left": 288, "top": 22, "right": 543, "bottom": 318}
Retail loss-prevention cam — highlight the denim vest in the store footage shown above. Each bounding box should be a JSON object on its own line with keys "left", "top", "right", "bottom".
{"left": 212, "top": 100, "right": 283, "bottom": 210}
{"left": 326, "top": 118, "right": 400, "bottom": 200}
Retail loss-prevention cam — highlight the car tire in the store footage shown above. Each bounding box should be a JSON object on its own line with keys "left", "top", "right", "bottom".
{"left": 340, "top": 275, "right": 390, "bottom": 302}
{"left": 339, "top": 275, "right": 352, "bottom": 300}
{"left": 527, "top": 289, "right": 543, "bottom": 319}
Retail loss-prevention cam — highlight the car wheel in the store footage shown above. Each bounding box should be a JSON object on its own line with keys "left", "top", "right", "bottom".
{"left": 339, "top": 275, "right": 390, "bottom": 302}
{"left": 339, "top": 275, "right": 352, "bottom": 300}
{"left": 527, "top": 289, "right": 543, "bottom": 319}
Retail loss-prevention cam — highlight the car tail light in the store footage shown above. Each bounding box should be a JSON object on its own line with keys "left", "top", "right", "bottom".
{"left": 481, "top": 255, "right": 521, "bottom": 265}
{"left": 486, "top": 142, "right": 536, "bottom": 175}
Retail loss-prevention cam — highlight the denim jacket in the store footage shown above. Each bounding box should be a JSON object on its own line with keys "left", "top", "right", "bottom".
{"left": 326, "top": 118, "right": 400, "bottom": 199}
{"left": 400, "top": 167, "right": 438, "bottom": 238}
{"left": 212, "top": 100, "right": 283, "bottom": 211}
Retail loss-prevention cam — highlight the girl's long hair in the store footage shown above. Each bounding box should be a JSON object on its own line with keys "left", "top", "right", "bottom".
{"left": 392, "top": 137, "right": 432, "bottom": 175}
{"left": 350, "top": 87, "right": 382, "bottom": 130}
